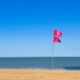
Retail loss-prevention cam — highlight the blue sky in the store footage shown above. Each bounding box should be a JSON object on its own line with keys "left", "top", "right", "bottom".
{"left": 0, "top": 0, "right": 80, "bottom": 57}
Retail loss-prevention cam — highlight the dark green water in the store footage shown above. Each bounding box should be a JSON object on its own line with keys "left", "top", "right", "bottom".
{"left": 0, "top": 57, "right": 80, "bottom": 69}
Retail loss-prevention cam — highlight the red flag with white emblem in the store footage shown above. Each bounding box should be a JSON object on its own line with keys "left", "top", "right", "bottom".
{"left": 53, "top": 37, "right": 61, "bottom": 43}
{"left": 53, "top": 29, "right": 62, "bottom": 43}
{"left": 54, "top": 30, "right": 62, "bottom": 37}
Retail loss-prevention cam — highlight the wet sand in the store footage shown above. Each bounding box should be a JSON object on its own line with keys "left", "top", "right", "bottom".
{"left": 0, "top": 69, "right": 80, "bottom": 80}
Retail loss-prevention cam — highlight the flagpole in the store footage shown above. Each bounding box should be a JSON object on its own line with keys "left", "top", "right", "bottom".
{"left": 52, "top": 29, "right": 62, "bottom": 70}
{"left": 52, "top": 33, "right": 54, "bottom": 70}
{"left": 52, "top": 41, "right": 53, "bottom": 69}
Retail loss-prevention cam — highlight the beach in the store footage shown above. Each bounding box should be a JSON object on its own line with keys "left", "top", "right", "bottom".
{"left": 0, "top": 69, "right": 80, "bottom": 80}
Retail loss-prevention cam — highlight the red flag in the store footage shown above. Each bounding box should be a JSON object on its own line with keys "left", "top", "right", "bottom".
{"left": 54, "top": 30, "right": 62, "bottom": 37}
{"left": 53, "top": 37, "right": 61, "bottom": 43}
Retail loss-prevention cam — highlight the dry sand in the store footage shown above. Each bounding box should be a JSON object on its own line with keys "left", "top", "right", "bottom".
{"left": 0, "top": 69, "right": 80, "bottom": 80}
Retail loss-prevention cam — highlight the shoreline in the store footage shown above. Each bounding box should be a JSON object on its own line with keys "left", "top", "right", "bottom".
{"left": 0, "top": 68, "right": 64, "bottom": 70}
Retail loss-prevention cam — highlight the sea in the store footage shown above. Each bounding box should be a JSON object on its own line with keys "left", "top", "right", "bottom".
{"left": 0, "top": 57, "right": 80, "bottom": 70}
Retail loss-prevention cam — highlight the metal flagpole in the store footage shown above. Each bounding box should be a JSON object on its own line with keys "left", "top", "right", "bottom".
{"left": 52, "top": 29, "right": 62, "bottom": 70}
{"left": 52, "top": 41, "right": 53, "bottom": 69}
{"left": 52, "top": 32, "right": 54, "bottom": 70}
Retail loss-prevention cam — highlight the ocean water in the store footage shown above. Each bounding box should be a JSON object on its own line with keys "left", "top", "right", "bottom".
{"left": 0, "top": 57, "right": 80, "bottom": 70}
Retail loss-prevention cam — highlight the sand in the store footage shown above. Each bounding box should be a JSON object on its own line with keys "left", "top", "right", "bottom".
{"left": 0, "top": 69, "right": 80, "bottom": 80}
